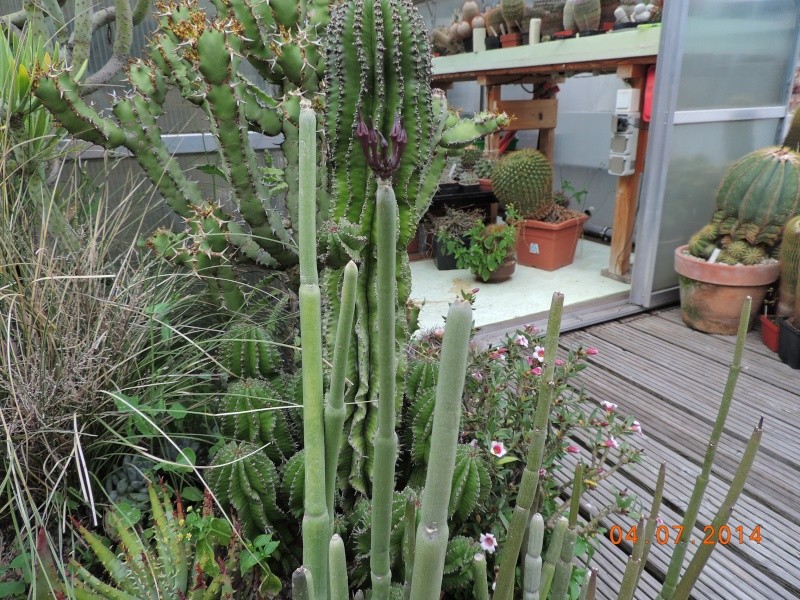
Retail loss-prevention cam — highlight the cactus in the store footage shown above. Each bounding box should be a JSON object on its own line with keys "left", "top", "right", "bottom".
{"left": 206, "top": 441, "right": 284, "bottom": 539}
{"left": 778, "top": 215, "right": 800, "bottom": 326}
{"left": 102, "top": 455, "right": 154, "bottom": 507}
{"left": 324, "top": 0, "right": 509, "bottom": 494}
{"left": 484, "top": 7, "right": 506, "bottom": 37}
{"left": 501, "top": 0, "right": 526, "bottom": 31}
{"left": 573, "top": 0, "right": 602, "bottom": 31}
{"left": 491, "top": 149, "right": 555, "bottom": 220}
{"left": 687, "top": 146, "right": 800, "bottom": 260}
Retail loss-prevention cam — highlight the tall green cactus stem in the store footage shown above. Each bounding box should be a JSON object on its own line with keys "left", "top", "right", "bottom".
{"left": 491, "top": 149, "right": 554, "bottom": 220}
{"left": 403, "top": 496, "right": 417, "bottom": 595}
{"left": 293, "top": 567, "right": 315, "bottom": 600}
{"left": 324, "top": 260, "right": 358, "bottom": 518}
{"left": 777, "top": 215, "right": 800, "bottom": 324}
{"left": 324, "top": 0, "right": 508, "bottom": 492}
{"left": 671, "top": 418, "right": 763, "bottom": 600}
{"left": 370, "top": 179, "right": 400, "bottom": 600}
{"left": 298, "top": 100, "right": 330, "bottom": 600}
{"left": 658, "top": 297, "right": 752, "bottom": 600}
{"left": 568, "top": 462, "right": 583, "bottom": 528}
{"left": 408, "top": 299, "right": 473, "bottom": 600}
{"left": 617, "top": 517, "right": 647, "bottom": 600}
{"left": 523, "top": 513, "right": 545, "bottom": 600}
{"left": 537, "top": 516, "right": 568, "bottom": 600}
{"left": 493, "top": 292, "right": 564, "bottom": 600}
{"left": 636, "top": 462, "right": 667, "bottom": 584}
{"left": 329, "top": 534, "right": 350, "bottom": 600}
{"left": 550, "top": 528, "right": 577, "bottom": 600}
{"left": 689, "top": 146, "right": 800, "bottom": 258}
{"left": 472, "top": 553, "right": 490, "bottom": 600}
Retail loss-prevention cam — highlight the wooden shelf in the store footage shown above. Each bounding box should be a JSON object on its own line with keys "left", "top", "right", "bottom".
{"left": 431, "top": 26, "right": 661, "bottom": 278}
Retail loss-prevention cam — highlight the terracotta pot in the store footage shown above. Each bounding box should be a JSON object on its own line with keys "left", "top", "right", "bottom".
{"left": 760, "top": 314, "right": 780, "bottom": 352}
{"left": 499, "top": 32, "right": 522, "bottom": 47}
{"left": 478, "top": 178, "right": 493, "bottom": 192}
{"left": 479, "top": 257, "right": 516, "bottom": 283}
{"left": 778, "top": 318, "right": 800, "bottom": 369}
{"left": 673, "top": 245, "right": 781, "bottom": 335}
{"left": 515, "top": 214, "right": 589, "bottom": 271}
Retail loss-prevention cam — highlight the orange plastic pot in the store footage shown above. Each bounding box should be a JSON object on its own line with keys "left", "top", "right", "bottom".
{"left": 515, "top": 214, "right": 588, "bottom": 271}
{"left": 499, "top": 32, "right": 522, "bottom": 47}
{"left": 673, "top": 245, "right": 781, "bottom": 335}
{"left": 760, "top": 314, "right": 780, "bottom": 352}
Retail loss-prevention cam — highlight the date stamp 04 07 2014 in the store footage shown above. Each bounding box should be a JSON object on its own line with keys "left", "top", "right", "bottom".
{"left": 609, "top": 524, "right": 763, "bottom": 546}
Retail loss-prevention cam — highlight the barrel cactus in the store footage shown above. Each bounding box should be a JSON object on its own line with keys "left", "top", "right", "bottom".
{"left": 491, "top": 149, "right": 554, "bottom": 220}
{"left": 687, "top": 146, "right": 800, "bottom": 262}
{"left": 501, "top": 0, "right": 526, "bottom": 30}
{"left": 778, "top": 215, "right": 800, "bottom": 326}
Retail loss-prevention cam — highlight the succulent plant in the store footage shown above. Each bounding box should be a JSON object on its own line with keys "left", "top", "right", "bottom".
{"left": 778, "top": 215, "right": 800, "bottom": 326}
{"left": 102, "top": 455, "right": 154, "bottom": 507}
{"left": 484, "top": 6, "right": 506, "bottom": 37}
{"left": 687, "top": 146, "right": 800, "bottom": 261}
{"left": 474, "top": 157, "right": 496, "bottom": 179}
{"left": 491, "top": 149, "right": 554, "bottom": 220}
{"left": 501, "top": 0, "right": 526, "bottom": 31}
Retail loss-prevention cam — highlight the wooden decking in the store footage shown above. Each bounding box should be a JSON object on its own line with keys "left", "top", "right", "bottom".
{"left": 557, "top": 307, "right": 800, "bottom": 600}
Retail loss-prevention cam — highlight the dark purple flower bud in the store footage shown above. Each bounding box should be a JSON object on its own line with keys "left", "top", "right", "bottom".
{"left": 355, "top": 112, "right": 407, "bottom": 180}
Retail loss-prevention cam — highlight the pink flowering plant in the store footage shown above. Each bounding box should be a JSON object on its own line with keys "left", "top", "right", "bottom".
{"left": 457, "top": 327, "right": 643, "bottom": 558}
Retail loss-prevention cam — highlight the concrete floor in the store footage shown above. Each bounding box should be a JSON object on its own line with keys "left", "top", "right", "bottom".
{"left": 409, "top": 239, "right": 632, "bottom": 331}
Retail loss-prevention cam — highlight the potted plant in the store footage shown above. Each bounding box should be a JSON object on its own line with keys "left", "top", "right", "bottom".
{"left": 777, "top": 215, "right": 800, "bottom": 368}
{"left": 491, "top": 148, "right": 589, "bottom": 270}
{"left": 759, "top": 297, "right": 781, "bottom": 352}
{"left": 674, "top": 146, "right": 800, "bottom": 335}
{"left": 474, "top": 156, "right": 495, "bottom": 191}
{"left": 442, "top": 211, "right": 518, "bottom": 282}
{"left": 426, "top": 206, "right": 485, "bottom": 270}
{"left": 499, "top": 0, "right": 525, "bottom": 46}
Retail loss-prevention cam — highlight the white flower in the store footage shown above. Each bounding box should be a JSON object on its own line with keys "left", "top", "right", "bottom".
{"left": 479, "top": 533, "right": 498, "bottom": 554}
{"left": 601, "top": 401, "right": 618, "bottom": 412}
{"left": 489, "top": 440, "right": 507, "bottom": 458}
{"left": 631, "top": 421, "right": 643, "bottom": 436}
{"left": 513, "top": 334, "right": 529, "bottom": 347}
{"left": 532, "top": 346, "right": 545, "bottom": 362}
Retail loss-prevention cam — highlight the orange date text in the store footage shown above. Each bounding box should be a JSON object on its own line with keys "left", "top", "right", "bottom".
{"left": 608, "top": 524, "right": 762, "bottom": 545}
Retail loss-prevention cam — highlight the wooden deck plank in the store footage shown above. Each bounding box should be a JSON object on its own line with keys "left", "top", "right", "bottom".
{"left": 542, "top": 306, "right": 800, "bottom": 600}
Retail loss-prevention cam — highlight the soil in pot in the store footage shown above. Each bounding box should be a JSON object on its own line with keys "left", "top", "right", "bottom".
{"left": 760, "top": 314, "right": 780, "bottom": 352}
{"left": 778, "top": 318, "right": 800, "bottom": 369}
{"left": 674, "top": 246, "right": 781, "bottom": 335}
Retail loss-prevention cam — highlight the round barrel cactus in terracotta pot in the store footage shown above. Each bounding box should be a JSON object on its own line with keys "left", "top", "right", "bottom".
{"left": 491, "top": 149, "right": 588, "bottom": 270}
{"left": 676, "top": 146, "right": 800, "bottom": 334}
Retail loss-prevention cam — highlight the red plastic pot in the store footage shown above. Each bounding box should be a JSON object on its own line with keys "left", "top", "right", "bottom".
{"left": 760, "top": 314, "right": 780, "bottom": 352}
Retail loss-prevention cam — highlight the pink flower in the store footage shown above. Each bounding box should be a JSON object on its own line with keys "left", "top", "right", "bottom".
{"left": 470, "top": 439, "right": 479, "bottom": 448}
{"left": 514, "top": 334, "right": 529, "bottom": 347}
{"left": 471, "top": 371, "right": 483, "bottom": 382}
{"left": 479, "top": 533, "right": 498, "bottom": 554}
{"left": 489, "top": 440, "right": 507, "bottom": 458}
{"left": 631, "top": 421, "right": 643, "bottom": 435}
{"left": 538, "top": 468, "right": 546, "bottom": 477}
{"left": 488, "top": 350, "right": 506, "bottom": 361}
{"left": 532, "top": 346, "right": 545, "bottom": 362}
{"left": 566, "top": 444, "right": 580, "bottom": 454}
{"left": 531, "top": 366, "right": 543, "bottom": 376}
{"left": 585, "top": 347, "right": 599, "bottom": 356}
{"left": 656, "top": 515, "right": 664, "bottom": 526}
{"left": 601, "top": 401, "right": 617, "bottom": 412}
{"left": 555, "top": 358, "right": 565, "bottom": 366}
{"left": 603, "top": 436, "right": 620, "bottom": 449}
{"left": 432, "top": 327, "right": 444, "bottom": 339}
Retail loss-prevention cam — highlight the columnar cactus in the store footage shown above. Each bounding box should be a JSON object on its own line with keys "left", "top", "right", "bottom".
{"left": 501, "top": 0, "right": 526, "bottom": 31}
{"left": 777, "top": 215, "right": 800, "bottom": 326}
{"left": 687, "top": 146, "right": 800, "bottom": 261}
{"left": 324, "top": 0, "right": 508, "bottom": 493}
{"left": 491, "top": 149, "right": 554, "bottom": 220}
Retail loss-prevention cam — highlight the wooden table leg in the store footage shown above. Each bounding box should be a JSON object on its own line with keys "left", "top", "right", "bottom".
{"left": 608, "top": 64, "right": 649, "bottom": 279}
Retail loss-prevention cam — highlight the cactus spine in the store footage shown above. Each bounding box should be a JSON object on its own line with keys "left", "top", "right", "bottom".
{"left": 491, "top": 149, "right": 554, "bottom": 220}
{"left": 778, "top": 215, "right": 800, "bottom": 326}
{"left": 501, "top": 0, "right": 525, "bottom": 30}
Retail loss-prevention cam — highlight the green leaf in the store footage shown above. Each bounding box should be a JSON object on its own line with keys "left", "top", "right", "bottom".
{"left": 0, "top": 581, "right": 26, "bottom": 597}
{"left": 166, "top": 403, "right": 187, "bottom": 420}
{"left": 496, "top": 455, "right": 519, "bottom": 465}
{"left": 112, "top": 393, "right": 139, "bottom": 412}
{"left": 180, "top": 486, "right": 203, "bottom": 502}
